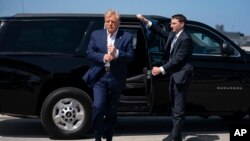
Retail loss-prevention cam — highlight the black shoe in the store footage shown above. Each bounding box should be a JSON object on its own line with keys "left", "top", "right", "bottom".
{"left": 103, "top": 134, "right": 112, "bottom": 141}
{"left": 102, "top": 130, "right": 112, "bottom": 141}
{"left": 102, "top": 130, "right": 107, "bottom": 139}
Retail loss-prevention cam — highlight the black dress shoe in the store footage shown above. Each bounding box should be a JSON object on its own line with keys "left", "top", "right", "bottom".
{"left": 102, "top": 130, "right": 107, "bottom": 139}
{"left": 102, "top": 130, "right": 112, "bottom": 141}
{"left": 103, "top": 135, "right": 112, "bottom": 141}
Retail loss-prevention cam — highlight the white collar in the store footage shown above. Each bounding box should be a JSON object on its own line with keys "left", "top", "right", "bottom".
{"left": 175, "top": 30, "right": 183, "bottom": 38}
{"left": 107, "top": 29, "right": 119, "bottom": 38}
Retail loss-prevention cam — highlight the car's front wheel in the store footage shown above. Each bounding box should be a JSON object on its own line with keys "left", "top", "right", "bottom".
{"left": 40, "top": 87, "right": 92, "bottom": 139}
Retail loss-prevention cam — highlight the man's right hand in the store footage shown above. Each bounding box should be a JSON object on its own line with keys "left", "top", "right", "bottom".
{"left": 108, "top": 44, "right": 117, "bottom": 57}
{"left": 104, "top": 54, "right": 114, "bottom": 62}
{"left": 136, "top": 14, "right": 149, "bottom": 24}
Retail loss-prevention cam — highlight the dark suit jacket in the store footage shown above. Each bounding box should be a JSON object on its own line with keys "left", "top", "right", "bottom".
{"left": 83, "top": 29, "right": 134, "bottom": 87}
{"left": 150, "top": 24, "right": 193, "bottom": 84}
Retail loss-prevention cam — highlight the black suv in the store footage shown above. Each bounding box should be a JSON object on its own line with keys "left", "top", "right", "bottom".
{"left": 0, "top": 13, "right": 250, "bottom": 139}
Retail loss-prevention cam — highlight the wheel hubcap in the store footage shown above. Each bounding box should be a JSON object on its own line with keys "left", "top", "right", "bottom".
{"left": 52, "top": 98, "right": 85, "bottom": 131}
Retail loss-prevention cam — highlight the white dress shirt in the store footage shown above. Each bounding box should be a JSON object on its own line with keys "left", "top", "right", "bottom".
{"left": 104, "top": 29, "right": 119, "bottom": 67}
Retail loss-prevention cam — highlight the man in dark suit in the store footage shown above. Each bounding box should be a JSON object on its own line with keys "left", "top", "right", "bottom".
{"left": 83, "top": 9, "right": 134, "bottom": 141}
{"left": 137, "top": 14, "right": 193, "bottom": 141}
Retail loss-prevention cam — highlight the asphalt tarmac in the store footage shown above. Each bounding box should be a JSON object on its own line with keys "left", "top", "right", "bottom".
{"left": 1, "top": 114, "right": 247, "bottom": 141}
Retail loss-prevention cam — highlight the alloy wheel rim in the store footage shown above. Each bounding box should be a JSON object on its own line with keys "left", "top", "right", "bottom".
{"left": 52, "top": 98, "right": 85, "bottom": 131}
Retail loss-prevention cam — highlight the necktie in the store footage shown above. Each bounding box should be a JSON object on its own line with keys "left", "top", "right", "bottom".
{"left": 170, "top": 36, "right": 177, "bottom": 53}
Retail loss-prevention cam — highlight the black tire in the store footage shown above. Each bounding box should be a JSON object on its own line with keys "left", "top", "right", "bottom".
{"left": 40, "top": 87, "right": 92, "bottom": 139}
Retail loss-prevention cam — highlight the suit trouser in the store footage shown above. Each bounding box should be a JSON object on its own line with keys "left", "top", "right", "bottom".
{"left": 92, "top": 72, "right": 121, "bottom": 140}
{"left": 169, "top": 76, "right": 191, "bottom": 140}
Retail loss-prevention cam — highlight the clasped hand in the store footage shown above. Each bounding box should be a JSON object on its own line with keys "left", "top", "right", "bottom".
{"left": 104, "top": 44, "right": 116, "bottom": 62}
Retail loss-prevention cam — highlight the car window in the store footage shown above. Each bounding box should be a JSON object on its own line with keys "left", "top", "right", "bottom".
{"left": 146, "top": 23, "right": 166, "bottom": 66}
{"left": 120, "top": 28, "right": 137, "bottom": 50}
{"left": 120, "top": 27, "right": 148, "bottom": 77}
{"left": 76, "top": 20, "right": 104, "bottom": 54}
{"left": 0, "top": 20, "right": 90, "bottom": 53}
{"left": 187, "top": 29, "right": 221, "bottom": 55}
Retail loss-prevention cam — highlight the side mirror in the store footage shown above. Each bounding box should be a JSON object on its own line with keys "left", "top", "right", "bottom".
{"left": 222, "top": 42, "right": 234, "bottom": 56}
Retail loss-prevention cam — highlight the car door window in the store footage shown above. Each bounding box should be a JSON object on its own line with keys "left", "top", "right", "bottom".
{"left": 120, "top": 27, "right": 147, "bottom": 78}
{"left": 146, "top": 23, "right": 166, "bottom": 66}
{"left": 187, "top": 29, "right": 221, "bottom": 55}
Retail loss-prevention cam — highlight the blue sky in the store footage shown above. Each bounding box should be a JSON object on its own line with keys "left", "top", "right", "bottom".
{"left": 1, "top": 0, "right": 250, "bottom": 35}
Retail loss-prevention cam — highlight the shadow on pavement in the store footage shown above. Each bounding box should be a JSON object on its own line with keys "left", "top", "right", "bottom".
{"left": 0, "top": 118, "right": 47, "bottom": 137}
{"left": 115, "top": 116, "right": 229, "bottom": 134}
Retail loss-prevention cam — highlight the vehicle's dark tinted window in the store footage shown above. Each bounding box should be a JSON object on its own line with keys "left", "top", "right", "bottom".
{"left": 146, "top": 23, "right": 165, "bottom": 66}
{"left": 120, "top": 27, "right": 147, "bottom": 77}
{"left": 77, "top": 21, "right": 104, "bottom": 54}
{"left": 120, "top": 28, "right": 137, "bottom": 49}
{"left": 187, "top": 28, "right": 221, "bottom": 55}
{"left": 0, "top": 20, "right": 90, "bottom": 53}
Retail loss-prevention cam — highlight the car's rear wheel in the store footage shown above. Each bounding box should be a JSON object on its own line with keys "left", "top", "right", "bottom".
{"left": 40, "top": 87, "right": 92, "bottom": 139}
